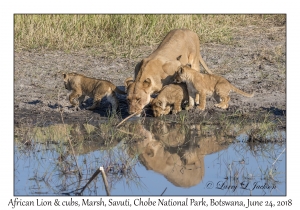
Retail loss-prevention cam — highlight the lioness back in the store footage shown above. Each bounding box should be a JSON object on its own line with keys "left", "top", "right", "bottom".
{"left": 63, "top": 72, "right": 125, "bottom": 112}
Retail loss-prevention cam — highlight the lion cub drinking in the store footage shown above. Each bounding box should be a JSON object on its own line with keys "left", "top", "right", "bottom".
{"left": 150, "top": 83, "right": 189, "bottom": 117}
{"left": 63, "top": 72, "right": 126, "bottom": 112}
{"left": 173, "top": 65, "right": 254, "bottom": 110}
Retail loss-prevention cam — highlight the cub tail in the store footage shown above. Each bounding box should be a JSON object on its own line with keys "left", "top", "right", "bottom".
{"left": 231, "top": 84, "right": 254, "bottom": 98}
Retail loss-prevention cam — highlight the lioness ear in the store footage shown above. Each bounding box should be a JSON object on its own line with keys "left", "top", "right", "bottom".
{"left": 176, "top": 55, "right": 182, "bottom": 61}
{"left": 134, "top": 60, "right": 144, "bottom": 78}
{"left": 145, "top": 147, "right": 154, "bottom": 157}
{"left": 143, "top": 78, "right": 151, "bottom": 88}
{"left": 124, "top": 77, "right": 134, "bottom": 89}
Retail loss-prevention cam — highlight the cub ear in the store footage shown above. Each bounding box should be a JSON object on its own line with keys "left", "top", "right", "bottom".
{"left": 143, "top": 78, "right": 152, "bottom": 88}
{"left": 176, "top": 55, "right": 182, "bottom": 61}
{"left": 156, "top": 100, "right": 162, "bottom": 107}
{"left": 124, "top": 77, "right": 134, "bottom": 89}
{"left": 186, "top": 63, "right": 192, "bottom": 68}
{"left": 178, "top": 66, "right": 184, "bottom": 74}
{"left": 63, "top": 73, "right": 67, "bottom": 79}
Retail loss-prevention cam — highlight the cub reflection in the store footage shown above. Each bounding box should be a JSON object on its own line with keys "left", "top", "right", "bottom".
{"left": 127, "top": 119, "right": 230, "bottom": 188}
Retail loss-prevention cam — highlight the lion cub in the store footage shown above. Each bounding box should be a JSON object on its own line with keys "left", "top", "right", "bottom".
{"left": 150, "top": 83, "right": 189, "bottom": 117}
{"left": 63, "top": 72, "right": 126, "bottom": 112}
{"left": 173, "top": 65, "right": 254, "bottom": 110}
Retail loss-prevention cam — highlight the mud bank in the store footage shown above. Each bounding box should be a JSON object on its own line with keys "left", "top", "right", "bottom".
{"left": 14, "top": 25, "right": 286, "bottom": 126}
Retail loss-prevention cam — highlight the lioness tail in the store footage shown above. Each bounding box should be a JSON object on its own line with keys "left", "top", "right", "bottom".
{"left": 199, "top": 54, "right": 213, "bottom": 74}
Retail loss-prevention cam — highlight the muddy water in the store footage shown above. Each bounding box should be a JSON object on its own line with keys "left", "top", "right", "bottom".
{"left": 14, "top": 118, "right": 286, "bottom": 196}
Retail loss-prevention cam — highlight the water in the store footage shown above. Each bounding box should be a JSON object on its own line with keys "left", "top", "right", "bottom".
{"left": 14, "top": 118, "right": 286, "bottom": 196}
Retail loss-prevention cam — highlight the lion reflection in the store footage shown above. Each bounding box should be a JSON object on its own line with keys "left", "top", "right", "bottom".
{"left": 30, "top": 119, "right": 230, "bottom": 188}
{"left": 126, "top": 119, "right": 230, "bottom": 188}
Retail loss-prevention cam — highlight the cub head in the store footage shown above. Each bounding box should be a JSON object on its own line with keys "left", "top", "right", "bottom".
{"left": 173, "top": 70, "right": 183, "bottom": 83}
{"left": 63, "top": 73, "right": 72, "bottom": 90}
{"left": 150, "top": 98, "right": 171, "bottom": 117}
{"left": 173, "top": 64, "right": 191, "bottom": 83}
{"left": 63, "top": 72, "right": 80, "bottom": 90}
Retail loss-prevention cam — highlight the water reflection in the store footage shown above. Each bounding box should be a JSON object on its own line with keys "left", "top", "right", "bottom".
{"left": 124, "top": 120, "right": 230, "bottom": 188}
{"left": 14, "top": 117, "right": 286, "bottom": 195}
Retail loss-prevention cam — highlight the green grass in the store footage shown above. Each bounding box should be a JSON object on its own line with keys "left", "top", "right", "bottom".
{"left": 14, "top": 14, "right": 285, "bottom": 57}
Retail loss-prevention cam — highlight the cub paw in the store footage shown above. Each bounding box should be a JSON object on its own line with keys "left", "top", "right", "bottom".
{"left": 185, "top": 105, "right": 193, "bottom": 111}
{"left": 172, "top": 109, "right": 181, "bottom": 114}
{"left": 214, "top": 103, "right": 228, "bottom": 109}
{"left": 196, "top": 105, "right": 205, "bottom": 111}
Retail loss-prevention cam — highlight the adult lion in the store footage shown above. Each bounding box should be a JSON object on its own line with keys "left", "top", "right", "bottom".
{"left": 125, "top": 29, "right": 212, "bottom": 116}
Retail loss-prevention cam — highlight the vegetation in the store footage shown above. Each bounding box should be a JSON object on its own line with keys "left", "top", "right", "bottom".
{"left": 14, "top": 113, "right": 286, "bottom": 195}
{"left": 14, "top": 14, "right": 285, "bottom": 56}
{"left": 14, "top": 14, "right": 286, "bottom": 196}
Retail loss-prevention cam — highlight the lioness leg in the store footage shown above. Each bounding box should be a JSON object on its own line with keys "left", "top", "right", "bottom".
{"left": 187, "top": 54, "right": 195, "bottom": 69}
{"left": 195, "top": 93, "right": 200, "bottom": 105}
{"left": 197, "top": 92, "right": 207, "bottom": 111}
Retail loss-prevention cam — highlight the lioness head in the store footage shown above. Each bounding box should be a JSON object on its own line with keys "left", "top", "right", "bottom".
{"left": 150, "top": 98, "right": 171, "bottom": 117}
{"left": 125, "top": 58, "right": 182, "bottom": 116}
{"left": 125, "top": 77, "right": 152, "bottom": 116}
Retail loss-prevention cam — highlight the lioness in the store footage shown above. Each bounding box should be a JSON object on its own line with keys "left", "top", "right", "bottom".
{"left": 150, "top": 83, "right": 189, "bottom": 117}
{"left": 125, "top": 29, "right": 212, "bottom": 116}
{"left": 63, "top": 72, "right": 126, "bottom": 112}
{"left": 174, "top": 65, "right": 254, "bottom": 110}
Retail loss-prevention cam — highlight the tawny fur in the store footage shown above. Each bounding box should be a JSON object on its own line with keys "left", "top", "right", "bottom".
{"left": 125, "top": 29, "right": 213, "bottom": 115}
{"left": 63, "top": 72, "right": 125, "bottom": 112}
{"left": 173, "top": 65, "right": 254, "bottom": 110}
{"left": 150, "top": 83, "right": 189, "bottom": 117}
